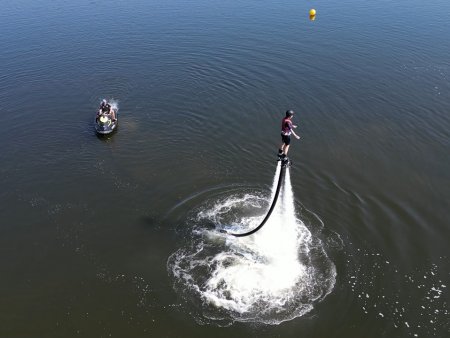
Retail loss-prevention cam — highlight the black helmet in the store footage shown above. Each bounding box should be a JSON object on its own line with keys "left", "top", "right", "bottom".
{"left": 286, "top": 110, "right": 294, "bottom": 118}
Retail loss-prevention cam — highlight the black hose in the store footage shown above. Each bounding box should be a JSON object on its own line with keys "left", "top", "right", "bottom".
{"left": 226, "top": 162, "right": 287, "bottom": 237}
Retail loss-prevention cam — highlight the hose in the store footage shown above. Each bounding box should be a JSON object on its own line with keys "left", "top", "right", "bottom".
{"left": 225, "top": 161, "right": 287, "bottom": 237}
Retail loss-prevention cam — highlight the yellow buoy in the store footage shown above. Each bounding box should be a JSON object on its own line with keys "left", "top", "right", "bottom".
{"left": 309, "top": 9, "right": 316, "bottom": 16}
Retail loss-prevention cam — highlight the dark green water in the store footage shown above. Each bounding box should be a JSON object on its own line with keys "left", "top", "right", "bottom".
{"left": 1, "top": 0, "right": 449, "bottom": 337}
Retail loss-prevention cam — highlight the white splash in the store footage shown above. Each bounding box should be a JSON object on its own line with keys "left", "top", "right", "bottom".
{"left": 168, "top": 163, "right": 336, "bottom": 324}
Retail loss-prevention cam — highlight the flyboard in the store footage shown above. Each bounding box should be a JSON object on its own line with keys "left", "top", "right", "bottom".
{"left": 222, "top": 157, "right": 290, "bottom": 237}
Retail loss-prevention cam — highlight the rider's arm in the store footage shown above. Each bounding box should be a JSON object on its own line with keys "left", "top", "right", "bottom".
{"left": 288, "top": 120, "right": 300, "bottom": 138}
{"left": 291, "top": 129, "right": 300, "bottom": 139}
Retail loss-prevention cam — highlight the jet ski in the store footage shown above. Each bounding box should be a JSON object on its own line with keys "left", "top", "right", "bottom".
{"left": 95, "top": 101, "right": 118, "bottom": 135}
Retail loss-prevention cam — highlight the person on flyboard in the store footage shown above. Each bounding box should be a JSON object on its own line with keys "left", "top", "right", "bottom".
{"left": 278, "top": 110, "right": 300, "bottom": 164}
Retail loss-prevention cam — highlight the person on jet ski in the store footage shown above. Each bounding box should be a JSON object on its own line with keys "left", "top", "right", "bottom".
{"left": 98, "top": 99, "right": 116, "bottom": 121}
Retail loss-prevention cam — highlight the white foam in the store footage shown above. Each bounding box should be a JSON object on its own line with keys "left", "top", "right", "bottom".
{"left": 169, "top": 163, "right": 336, "bottom": 324}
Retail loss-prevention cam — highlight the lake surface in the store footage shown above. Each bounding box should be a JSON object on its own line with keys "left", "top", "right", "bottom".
{"left": 1, "top": 0, "right": 449, "bottom": 337}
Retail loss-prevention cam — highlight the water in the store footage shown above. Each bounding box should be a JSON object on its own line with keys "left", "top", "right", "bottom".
{"left": 1, "top": 0, "right": 449, "bottom": 337}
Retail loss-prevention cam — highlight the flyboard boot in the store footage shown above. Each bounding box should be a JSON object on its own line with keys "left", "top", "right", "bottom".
{"left": 278, "top": 153, "right": 291, "bottom": 167}
{"left": 277, "top": 149, "right": 284, "bottom": 161}
{"left": 281, "top": 156, "right": 291, "bottom": 168}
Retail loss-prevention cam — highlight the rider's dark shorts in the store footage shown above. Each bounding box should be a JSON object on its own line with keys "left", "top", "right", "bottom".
{"left": 281, "top": 133, "right": 291, "bottom": 145}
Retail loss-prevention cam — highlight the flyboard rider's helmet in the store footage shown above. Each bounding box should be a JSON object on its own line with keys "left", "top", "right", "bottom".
{"left": 286, "top": 110, "right": 294, "bottom": 118}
